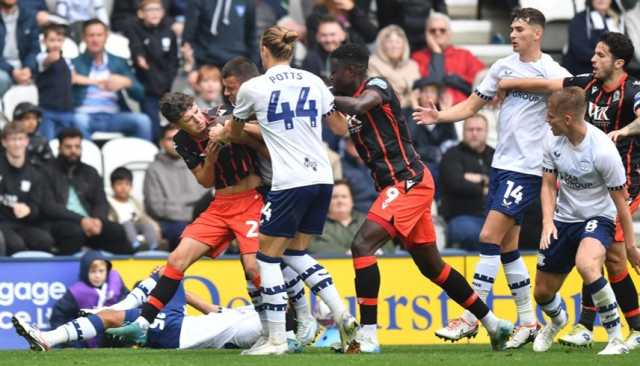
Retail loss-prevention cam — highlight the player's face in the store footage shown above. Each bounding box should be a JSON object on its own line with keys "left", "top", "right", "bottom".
{"left": 223, "top": 75, "right": 242, "bottom": 105}
{"left": 546, "top": 101, "right": 568, "bottom": 136}
{"left": 88, "top": 260, "right": 108, "bottom": 287}
{"left": 59, "top": 136, "right": 82, "bottom": 162}
{"left": 329, "top": 184, "right": 353, "bottom": 216}
{"left": 509, "top": 19, "right": 539, "bottom": 53}
{"left": 44, "top": 32, "right": 64, "bottom": 53}
{"left": 178, "top": 103, "right": 208, "bottom": 136}
{"left": 330, "top": 60, "right": 355, "bottom": 95}
{"left": 83, "top": 24, "right": 107, "bottom": 55}
{"left": 591, "top": 42, "right": 616, "bottom": 80}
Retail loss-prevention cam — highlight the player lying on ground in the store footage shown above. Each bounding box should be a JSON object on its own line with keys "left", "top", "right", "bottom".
{"left": 533, "top": 87, "right": 634, "bottom": 355}
{"left": 13, "top": 268, "right": 304, "bottom": 352}
{"left": 497, "top": 32, "right": 640, "bottom": 350}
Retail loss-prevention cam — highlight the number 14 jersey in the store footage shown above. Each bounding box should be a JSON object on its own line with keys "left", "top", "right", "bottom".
{"left": 233, "top": 64, "right": 334, "bottom": 191}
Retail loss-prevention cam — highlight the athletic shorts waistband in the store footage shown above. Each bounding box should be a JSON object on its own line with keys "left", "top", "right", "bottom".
{"left": 214, "top": 188, "right": 260, "bottom": 201}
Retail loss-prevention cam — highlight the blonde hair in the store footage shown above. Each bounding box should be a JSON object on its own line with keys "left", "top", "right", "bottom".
{"left": 261, "top": 25, "right": 298, "bottom": 61}
{"left": 197, "top": 65, "right": 222, "bottom": 84}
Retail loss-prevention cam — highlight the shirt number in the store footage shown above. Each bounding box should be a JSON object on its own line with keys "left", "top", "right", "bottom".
{"left": 503, "top": 180, "right": 524, "bottom": 204}
{"left": 245, "top": 220, "right": 259, "bottom": 238}
{"left": 585, "top": 220, "right": 598, "bottom": 233}
{"left": 267, "top": 87, "right": 318, "bottom": 129}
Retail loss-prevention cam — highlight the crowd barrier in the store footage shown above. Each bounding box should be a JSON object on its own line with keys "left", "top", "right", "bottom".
{"left": 2, "top": 254, "right": 638, "bottom": 349}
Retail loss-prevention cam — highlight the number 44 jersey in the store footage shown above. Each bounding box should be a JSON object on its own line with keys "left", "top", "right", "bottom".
{"left": 233, "top": 64, "right": 334, "bottom": 191}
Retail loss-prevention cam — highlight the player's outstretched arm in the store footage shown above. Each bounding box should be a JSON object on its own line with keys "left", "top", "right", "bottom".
{"left": 324, "top": 111, "right": 349, "bottom": 136}
{"left": 497, "top": 78, "right": 563, "bottom": 94}
{"left": 540, "top": 171, "right": 558, "bottom": 250}
{"left": 413, "top": 93, "right": 487, "bottom": 125}
{"left": 611, "top": 189, "right": 640, "bottom": 274}
{"left": 334, "top": 89, "right": 382, "bottom": 116}
{"left": 185, "top": 291, "right": 221, "bottom": 314}
{"left": 608, "top": 109, "right": 640, "bottom": 142}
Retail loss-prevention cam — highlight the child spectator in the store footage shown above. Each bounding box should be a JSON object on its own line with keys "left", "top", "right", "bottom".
{"left": 49, "top": 250, "right": 127, "bottom": 347}
{"left": 128, "top": 0, "right": 179, "bottom": 141}
{"left": 194, "top": 65, "right": 223, "bottom": 109}
{"left": 35, "top": 24, "right": 76, "bottom": 140}
{"left": 12, "top": 102, "right": 53, "bottom": 166}
{"left": 107, "top": 167, "right": 160, "bottom": 251}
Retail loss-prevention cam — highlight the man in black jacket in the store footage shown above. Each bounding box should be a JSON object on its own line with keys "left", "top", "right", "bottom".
{"left": 439, "top": 114, "right": 494, "bottom": 251}
{"left": 42, "top": 128, "right": 132, "bottom": 255}
{"left": 0, "top": 122, "right": 54, "bottom": 255}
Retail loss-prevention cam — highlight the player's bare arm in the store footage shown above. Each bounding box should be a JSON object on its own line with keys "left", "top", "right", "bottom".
{"left": 334, "top": 89, "right": 382, "bottom": 116}
{"left": 608, "top": 109, "right": 640, "bottom": 142}
{"left": 540, "top": 170, "right": 558, "bottom": 250}
{"left": 324, "top": 111, "right": 349, "bottom": 137}
{"left": 185, "top": 291, "right": 221, "bottom": 314}
{"left": 190, "top": 141, "right": 221, "bottom": 188}
{"left": 497, "top": 78, "right": 563, "bottom": 94}
{"left": 610, "top": 188, "right": 640, "bottom": 274}
{"left": 412, "top": 93, "right": 487, "bottom": 125}
{"left": 229, "top": 116, "right": 246, "bottom": 141}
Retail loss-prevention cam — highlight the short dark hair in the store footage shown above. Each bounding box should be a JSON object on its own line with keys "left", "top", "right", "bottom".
{"left": 43, "top": 23, "right": 67, "bottom": 38}
{"left": 333, "top": 179, "right": 353, "bottom": 197}
{"left": 599, "top": 32, "right": 635, "bottom": 69}
{"left": 57, "top": 127, "right": 84, "bottom": 142}
{"left": 159, "top": 92, "right": 195, "bottom": 124}
{"left": 511, "top": 7, "right": 546, "bottom": 28}
{"left": 317, "top": 14, "right": 342, "bottom": 28}
{"left": 82, "top": 18, "right": 108, "bottom": 34}
{"left": 160, "top": 124, "right": 179, "bottom": 140}
{"left": 331, "top": 43, "right": 369, "bottom": 74}
{"left": 2, "top": 122, "right": 27, "bottom": 140}
{"left": 110, "top": 166, "right": 133, "bottom": 184}
{"left": 221, "top": 56, "right": 260, "bottom": 83}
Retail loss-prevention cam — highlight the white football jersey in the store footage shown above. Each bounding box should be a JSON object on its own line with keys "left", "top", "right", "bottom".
{"left": 233, "top": 64, "right": 334, "bottom": 191}
{"left": 179, "top": 306, "right": 261, "bottom": 349}
{"left": 476, "top": 53, "right": 571, "bottom": 176}
{"left": 542, "top": 124, "right": 626, "bottom": 222}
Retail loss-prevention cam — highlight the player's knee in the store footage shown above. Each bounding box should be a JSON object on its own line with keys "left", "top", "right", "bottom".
{"left": 478, "top": 227, "right": 498, "bottom": 245}
{"left": 167, "top": 250, "right": 189, "bottom": 272}
{"left": 576, "top": 260, "right": 600, "bottom": 283}
{"left": 99, "top": 310, "right": 119, "bottom": 328}
{"left": 533, "top": 284, "right": 554, "bottom": 305}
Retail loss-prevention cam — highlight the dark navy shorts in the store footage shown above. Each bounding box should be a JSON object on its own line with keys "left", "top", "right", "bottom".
{"left": 260, "top": 184, "right": 333, "bottom": 238}
{"left": 124, "top": 309, "right": 183, "bottom": 349}
{"left": 537, "top": 217, "right": 615, "bottom": 274}
{"left": 486, "top": 168, "right": 542, "bottom": 225}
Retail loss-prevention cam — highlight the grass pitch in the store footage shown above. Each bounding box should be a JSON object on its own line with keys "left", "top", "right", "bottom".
{"left": 1, "top": 345, "right": 639, "bottom": 366}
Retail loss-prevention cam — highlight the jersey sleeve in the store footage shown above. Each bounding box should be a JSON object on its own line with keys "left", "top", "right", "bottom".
{"left": 596, "top": 141, "right": 627, "bottom": 191}
{"left": 474, "top": 61, "right": 500, "bottom": 101}
{"left": 364, "top": 77, "right": 394, "bottom": 103}
{"left": 542, "top": 132, "right": 556, "bottom": 174}
{"left": 173, "top": 134, "right": 203, "bottom": 170}
{"left": 562, "top": 74, "right": 593, "bottom": 89}
{"left": 633, "top": 88, "right": 640, "bottom": 113}
{"left": 232, "top": 82, "right": 255, "bottom": 122}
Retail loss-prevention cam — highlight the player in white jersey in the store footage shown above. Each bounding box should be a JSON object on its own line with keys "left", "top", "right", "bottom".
{"left": 412, "top": 8, "right": 571, "bottom": 347}
{"left": 533, "top": 87, "right": 633, "bottom": 355}
{"left": 230, "top": 25, "right": 357, "bottom": 355}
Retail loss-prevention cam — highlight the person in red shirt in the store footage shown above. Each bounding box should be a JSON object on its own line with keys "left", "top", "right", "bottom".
{"left": 411, "top": 12, "right": 485, "bottom": 105}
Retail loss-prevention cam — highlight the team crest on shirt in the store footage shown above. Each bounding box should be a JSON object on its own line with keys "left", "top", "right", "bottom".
{"left": 579, "top": 160, "right": 590, "bottom": 171}
{"left": 592, "top": 86, "right": 598, "bottom": 94}
{"left": 612, "top": 90, "right": 620, "bottom": 103}
{"left": 367, "top": 78, "right": 388, "bottom": 90}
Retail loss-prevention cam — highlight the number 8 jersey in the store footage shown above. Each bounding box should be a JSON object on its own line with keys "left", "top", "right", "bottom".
{"left": 233, "top": 64, "right": 335, "bottom": 191}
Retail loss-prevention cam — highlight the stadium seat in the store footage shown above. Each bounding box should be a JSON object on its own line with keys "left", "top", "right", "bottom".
{"left": 49, "top": 138, "right": 104, "bottom": 176}
{"left": 79, "top": 32, "right": 131, "bottom": 60}
{"left": 450, "top": 20, "right": 492, "bottom": 45}
{"left": 520, "top": 0, "right": 576, "bottom": 22}
{"left": 11, "top": 251, "right": 54, "bottom": 258}
{"left": 447, "top": 0, "right": 478, "bottom": 19}
{"left": 2, "top": 85, "right": 38, "bottom": 119}
{"left": 101, "top": 137, "right": 159, "bottom": 201}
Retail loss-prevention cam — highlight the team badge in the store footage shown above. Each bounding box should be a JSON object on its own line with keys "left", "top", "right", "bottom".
{"left": 612, "top": 90, "right": 620, "bottom": 103}
{"left": 591, "top": 86, "right": 598, "bottom": 94}
{"left": 367, "top": 78, "right": 388, "bottom": 90}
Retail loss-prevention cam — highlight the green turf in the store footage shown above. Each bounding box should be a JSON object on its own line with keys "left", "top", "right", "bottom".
{"left": 1, "top": 345, "right": 639, "bottom": 366}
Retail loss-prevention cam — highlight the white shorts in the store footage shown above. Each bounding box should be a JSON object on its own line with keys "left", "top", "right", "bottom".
{"left": 178, "top": 306, "right": 262, "bottom": 349}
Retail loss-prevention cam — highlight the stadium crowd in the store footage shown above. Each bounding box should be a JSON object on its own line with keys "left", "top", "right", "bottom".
{"left": 0, "top": 0, "right": 639, "bottom": 258}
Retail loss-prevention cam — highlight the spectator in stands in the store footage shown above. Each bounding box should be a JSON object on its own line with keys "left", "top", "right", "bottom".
{"left": 12, "top": 102, "right": 53, "bottom": 166}
{"left": 42, "top": 128, "right": 133, "bottom": 255}
{"left": 341, "top": 136, "right": 377, "bottom": 213}
{"left": 55, "top": 0, "right": 110, "bottom": 42}
{"left": 0, "top": 0, "right": 39, "bottom": 97}
{"left": 309, "top": 179, "right": 368, "bottom": 254}
{"left": 111, "top": 0, "right": 184, "bottom": 36}
{"left": 50, "top": 250, "right": 127, "bottom": 347}
{"left": 626, "top": 1, "right": 640, "bottom": 67}
{"left": 369, "top": 24, "right": 421, "bottom": 110}
{"left": 439, "top": 114, "right": 493, "bottom": 251}
{"left": 305, "top": 0, "right": 376, "bottom": 48}
{"left": 407, "top": 76, "right": 457, "bottom": 192}
{"left": 194, "top": 65, "right": 223, "bottom": 110}
{"left": 302, "top": 15, "right": 346, "bottom": 83}
{"left": 0, "top": 122, "right": 54, "bottom": 255}
{"left": 36, "top": 24, "right": 76, "bottom": 141}
{"left": 373, "top": 0, "right": 447, "bottom": 52}
{"left": 182, "top": 0, "right": 257, "bottom": 87}
{"left": 72, "top": 19, "right": 152, "bottom": 141}
{"left": 143, "top": 125, "right": 207, "bottom": 250}
{"left": 17, "top": 0, "right": 51, "bottom": 27}
{"left": 128, "top": 0, "right": 179, "bottom": 142}
{"left": 564, "top": 0, "right": 625, "bottom": 75}
{"left": 107, "top": 167, "right": 161, "bottom": 251}
{"left": 411, "top": 12, "right": 485, "bottom": 106}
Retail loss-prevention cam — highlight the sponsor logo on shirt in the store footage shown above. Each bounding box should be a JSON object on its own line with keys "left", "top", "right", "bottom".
{"left": 558, "top": 172, "right": 593, "bottom": 190}
{"left": 587, "top": 102, "right": 609, "bottom": 122}
{"left": 507, "top": 90, "right": 541, "bottom": 102}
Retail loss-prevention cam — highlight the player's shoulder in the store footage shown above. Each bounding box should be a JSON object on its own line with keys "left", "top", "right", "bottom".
{"left": 365, "top": 76, "right": 391, "bottom": 91}
{"left": 172, "top": 129, "right": 191, "bottom": 145}
{"left": 626, "top": 76, "right": 640, "bottom": 94}
{"left": 588, "top": 124, "right": 617, "bottom": 153}
{"left": 239, "top": 74, "right": 268, "bottom": 94}
{"left": 543, "top": 129, "right": 563, "bottom": 150}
